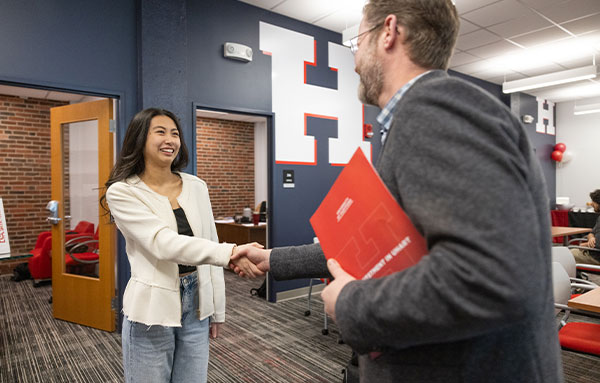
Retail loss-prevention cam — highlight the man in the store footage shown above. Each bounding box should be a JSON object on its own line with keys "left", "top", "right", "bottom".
{"left": 233, "top": 0, "right": 562, "bottom": 381}
{"left": 570, "top": 189, "right": 600, "bottom": 265}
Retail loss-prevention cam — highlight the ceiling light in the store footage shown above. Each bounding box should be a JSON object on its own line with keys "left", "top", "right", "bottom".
{"left": 502, "top": 65, "right": 598, "bottom": 94}
{"left": 574, "top": 97, "right": 600, "bottom": 115}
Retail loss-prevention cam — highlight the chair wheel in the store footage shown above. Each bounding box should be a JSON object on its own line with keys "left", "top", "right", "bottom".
{"left": 322, "top": 329, "right": 329, "bottom": 335}
{"left": 304, "top": 310, "right": 311, "bottom": 316}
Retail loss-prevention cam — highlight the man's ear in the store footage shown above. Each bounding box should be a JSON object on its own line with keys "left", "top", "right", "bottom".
{"left": 382, "top": 14, "right": 400, "bottom": 49}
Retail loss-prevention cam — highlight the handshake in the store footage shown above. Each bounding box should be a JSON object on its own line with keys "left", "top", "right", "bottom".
{"left": 228, "top": 242, "right": 271, "bottom": 278}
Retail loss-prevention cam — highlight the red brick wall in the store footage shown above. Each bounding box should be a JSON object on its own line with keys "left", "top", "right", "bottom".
{"left": 0, "top": 94, "right": 68, "bottom": 263}
{"left": 196, "top": 117, "right": 255, "bottom": 218}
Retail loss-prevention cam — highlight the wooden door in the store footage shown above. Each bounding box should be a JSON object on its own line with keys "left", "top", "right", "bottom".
{"left": 50, "top": 99, "right": 116, "bottom": 331}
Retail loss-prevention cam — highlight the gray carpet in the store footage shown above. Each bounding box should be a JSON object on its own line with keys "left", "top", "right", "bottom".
{"left": 1, "top": 271, "right": 600, "bottom": 382}
{"left": 0, "top": 272, "right": 350, "bottom": 383}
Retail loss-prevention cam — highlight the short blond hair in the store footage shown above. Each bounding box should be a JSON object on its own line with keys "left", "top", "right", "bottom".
{"left": 363, "top": 0, "right": 459, "bottom": 70}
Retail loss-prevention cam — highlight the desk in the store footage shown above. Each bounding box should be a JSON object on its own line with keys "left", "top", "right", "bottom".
{"left": 215, "top": 222, "right": 266, "bottom": 247}
{"left": 551, "top": 226, "right": 592, "bottom": 245}
{"left": 568, "top": 288, "right": 600, "bottom": 314}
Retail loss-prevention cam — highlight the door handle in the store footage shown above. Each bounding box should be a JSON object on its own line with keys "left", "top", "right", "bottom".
{"left": 46, "top": 200, "right": 61, "bottom": 225}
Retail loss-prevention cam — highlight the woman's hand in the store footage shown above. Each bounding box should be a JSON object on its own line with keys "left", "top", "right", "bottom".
{"left": 210, "top": 322, "right": 222, "bottom": 339}
{"left": 229, "top": 243, "right": 265, "bottom": 278}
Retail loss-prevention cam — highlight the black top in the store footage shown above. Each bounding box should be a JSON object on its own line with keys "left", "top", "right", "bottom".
{"left": 173, "top": 207, "right": 196, "bottom": 275}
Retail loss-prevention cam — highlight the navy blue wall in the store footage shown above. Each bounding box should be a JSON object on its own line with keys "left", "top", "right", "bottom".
{"left": 0, "top": 0, "right": 138, "bottom": 326}
{"left": 0, "top": 0, "right": 137, "bottom": 121}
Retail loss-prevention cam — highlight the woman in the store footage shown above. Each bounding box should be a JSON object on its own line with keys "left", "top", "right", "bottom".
{"left": 102, "top": 108, "right": 260, "bottom": 382}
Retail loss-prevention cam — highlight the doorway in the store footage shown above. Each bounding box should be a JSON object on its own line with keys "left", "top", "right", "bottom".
{"left": 195, "top": 108, "right": 272, "bottom": 286}
{"left": 0, "top": 83, "right": 118, "bottom": 331}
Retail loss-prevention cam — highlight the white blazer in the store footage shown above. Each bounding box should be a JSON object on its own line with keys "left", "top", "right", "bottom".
{"left": 106, "top": 172, "right": 234, "bottom": 326}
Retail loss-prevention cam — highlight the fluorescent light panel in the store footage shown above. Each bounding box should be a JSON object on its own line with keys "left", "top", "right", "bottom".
{"left": 574, "top": 97, "right": 600, "bottom": 115}
{"left": 502, "top": 65, "right": 598, "bottom": 94}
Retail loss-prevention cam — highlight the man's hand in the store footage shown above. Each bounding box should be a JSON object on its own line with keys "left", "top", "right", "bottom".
{"left": 229, "top": 243, "right": 265, "bottom": 278}
{"left": 589, "top": 236, "right": 596, "bottom": 248}
{"left": 322, "top": 259, "right": 355, "bottom": 322}
{"left": 230, "top": 246, "right": 272, "bottom": 277}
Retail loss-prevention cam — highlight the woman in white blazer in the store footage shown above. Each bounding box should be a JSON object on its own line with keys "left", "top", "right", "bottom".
{"left": 102, "top": 108, "right": 261, "bottom": 383}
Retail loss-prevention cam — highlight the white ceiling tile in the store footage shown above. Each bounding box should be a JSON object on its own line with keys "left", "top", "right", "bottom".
{"left": 466, "top": 39, "right": 522, "bottom": 59}
{"left": 517, "top": 63, "right": 569, "bottom": 77}
{"left": 272, "top": 0, "right": 340, "bottom": 24}
{"left": 462, "top": 0, "right": 532, "bottom": 27}
{"left": 313, "top": 8, "right": 362, "bottom": 32}
{"left": 537, "top": 0, "right": 600, "bottom": 24}
{"left": 454, "top": 0, "right": 501, "bottom": 15}
{"left": 0, "top": 85, "right": 49, "bottom": 99}
{"left": 561, "top": 13, "right": 600, "bottom": 35}
{"left": 459, "top": 18, "right": 480, "bottom": 35}
{"left": 517, "top": 0, "right": 567, "bottom": 11}
{"left": 455, "top": 29, "right": 502, "bottom": 50}
{"left": 449, "top": 52, "right": 481, "bottom": 67}
{"left": 486, "top": 12, "right": 553, "bottom": 38}
{"left": 509, "top": 26, "right": 572, "bottom": 48}
{"left": 237, "top": 0, "right": 284, "bottom": 10}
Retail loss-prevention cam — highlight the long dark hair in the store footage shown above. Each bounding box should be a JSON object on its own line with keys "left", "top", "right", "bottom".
{"left": 100, "top": 108, "right": 189, "bottom": 212}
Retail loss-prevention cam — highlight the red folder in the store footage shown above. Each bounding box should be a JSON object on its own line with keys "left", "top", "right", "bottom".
{"left": 310, "top": 149, "right": 427, "bottom": 280}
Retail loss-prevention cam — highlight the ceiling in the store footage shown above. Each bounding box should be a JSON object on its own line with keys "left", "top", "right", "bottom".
{"left": 1, "top": 1, "right": 598, "bottom": 104}
{"left": 0, "top": 84, "right": 101, "bottom": 103}
{"left": 239, "top": 0, "right": 600, "bottom": 103}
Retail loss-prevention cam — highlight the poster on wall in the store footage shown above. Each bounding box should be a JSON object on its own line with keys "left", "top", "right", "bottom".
{"left": 0, "top": 198, "right": 11, "bottom": 258}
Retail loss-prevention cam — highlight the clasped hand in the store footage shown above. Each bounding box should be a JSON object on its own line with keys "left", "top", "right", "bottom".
{"left": 229, "top": 243, "right": 267, "bottom": 278}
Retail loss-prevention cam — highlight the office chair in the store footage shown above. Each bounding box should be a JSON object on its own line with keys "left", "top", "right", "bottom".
{"left": 65, "top": 228, "right": 99, "bottom": 276}
{"left": 552, "top": 262, "right": 600, "bottom": 355}
{"left": 551, "top": 247, "right": 598, "bottom": 293}
{"left": 305, "top": 277, "right": 329, "bottom": 335}
{"left": 29, "top": 220, "right": 95, "bottom": 259}
{"left": 28, "top": 236, "right": 52, "bottom": 286}
{"left": 566, "top": 238, "right": 600, "bottom": 278}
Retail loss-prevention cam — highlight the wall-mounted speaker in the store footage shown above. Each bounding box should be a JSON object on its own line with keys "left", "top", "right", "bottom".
{"left": 223, "top": 42, "right": 253, "bottom": 62}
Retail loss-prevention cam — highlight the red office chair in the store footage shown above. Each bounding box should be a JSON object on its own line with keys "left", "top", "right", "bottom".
{"left": 553, "top": 262, "right": 600, "bottom": 355}
{"left": 29, "top": 220, "right": 95, "bottom": 258}
{"left": 65, "top": 227, "right": 99, "bottom": 276}
{"left": 28, "top": 236, "right": 52, "bottom": 286}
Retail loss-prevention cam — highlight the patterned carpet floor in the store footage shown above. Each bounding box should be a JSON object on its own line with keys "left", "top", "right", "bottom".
{"left": 0, "top": 272, "right": 350, "bottom": 383}
{"left": 1, "top": 271, "right": 599, "bottom": 382}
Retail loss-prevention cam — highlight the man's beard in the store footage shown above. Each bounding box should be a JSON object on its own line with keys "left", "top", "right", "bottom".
{"left": 357, "top": 44, "right": 383, "bottom": 106}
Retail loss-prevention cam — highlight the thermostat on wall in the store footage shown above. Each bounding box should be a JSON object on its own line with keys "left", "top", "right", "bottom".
{"left": 224, "top": 42, "right": 253, "bottom": 62}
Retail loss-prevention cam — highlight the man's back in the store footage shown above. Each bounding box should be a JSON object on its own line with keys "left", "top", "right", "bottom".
{"left": 335, "top": 70, "right": 562, "bottom": 382}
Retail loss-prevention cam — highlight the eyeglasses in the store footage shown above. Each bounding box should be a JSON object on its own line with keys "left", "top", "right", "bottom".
{"left": 349, "top": 23, "right": 383, "bottom": 54}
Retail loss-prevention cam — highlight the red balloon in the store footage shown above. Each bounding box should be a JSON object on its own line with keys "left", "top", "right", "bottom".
{"left": 554, "top": 143, "right": 566, "bottom": 152}
{"left": 551, "top": 150, "right": 563, "bottom": 162}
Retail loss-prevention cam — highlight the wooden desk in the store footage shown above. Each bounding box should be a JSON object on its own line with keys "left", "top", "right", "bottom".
{"left": 551, "top": 226, "right": 591, "bottom": 245}
{"left": 215, "top": 222, "right": 266, "bottom": 247}
{"left": 568, "top": 288, "right": 600, "bottom": 314}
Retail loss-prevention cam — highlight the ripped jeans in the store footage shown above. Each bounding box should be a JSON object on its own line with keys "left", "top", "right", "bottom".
{"left": 121, "top": 272, "right": 210, "bottom": 383}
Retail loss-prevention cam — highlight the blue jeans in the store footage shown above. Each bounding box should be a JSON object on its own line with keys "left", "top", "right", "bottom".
{"left": 122, "top": 272, "right": 210, "bottom": 383}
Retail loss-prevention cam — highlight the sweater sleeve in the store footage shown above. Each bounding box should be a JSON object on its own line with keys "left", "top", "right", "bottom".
{"left": 106, "top": 182, "right": 234, "bottom": 267}
{"left": 335, "top": 79, "right": 552, "bottom": 354}
{"left": 270, "top": 243, "right": 331, "bottom": 280}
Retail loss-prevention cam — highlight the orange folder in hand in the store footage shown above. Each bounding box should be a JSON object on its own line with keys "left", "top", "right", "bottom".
{"left": 310, "top": 148, "right": 427, "bottom": 280}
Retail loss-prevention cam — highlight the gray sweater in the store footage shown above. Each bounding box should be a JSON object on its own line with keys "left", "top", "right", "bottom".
{"left": 271, "top": 70, "right": 562, "bottom": 382}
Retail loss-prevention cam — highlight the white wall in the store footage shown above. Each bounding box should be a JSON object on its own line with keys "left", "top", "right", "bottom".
{"left": 555, "top": 101, "right": 600, "bottom": 207}
{"left": 254, "top": 120, "right": 268, "bottom": 208}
